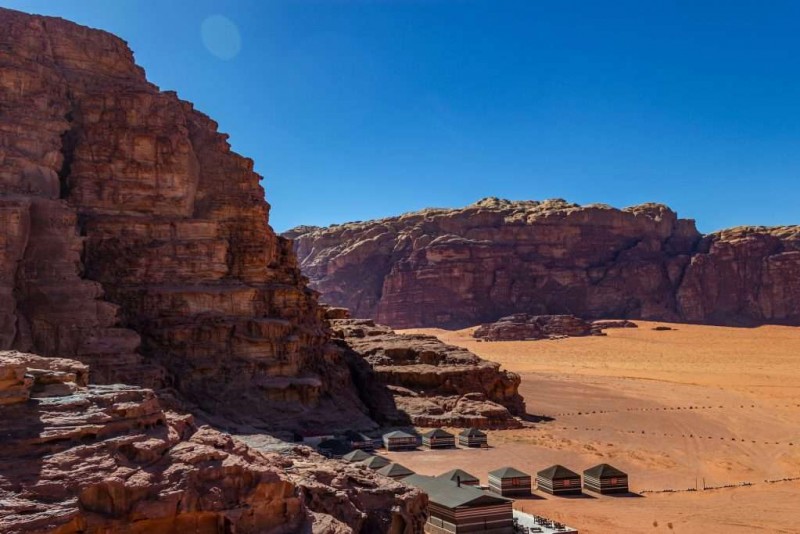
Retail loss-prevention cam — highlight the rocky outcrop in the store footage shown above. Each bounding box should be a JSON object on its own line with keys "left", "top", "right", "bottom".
{"left": 0, "top": 7, "right": 372, "bottom": 432}
{"left": 330, "top": 317, "right": 525, "bottom": 429}
{"left": 473, "top": 313, "right": 598, "bottom": 341}
{"left": 591, "top": 319, "right": 638, "bottom": 330}
{"left": 0, "top": 351, "right": 426, "bottom": 534}
{"left": 290, "top": 198, "right": 800, "bottom": 328}
{"left": 676, "top": 226, "right": 800, "bottom": 325}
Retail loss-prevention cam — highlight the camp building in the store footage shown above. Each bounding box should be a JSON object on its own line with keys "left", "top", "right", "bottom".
{"left": 458, "top": 427, "right": 488, "bottom": 448}
{"left": 404, "top": 474, "right": 514, "bottom": 534}
{"left": 438, "top": 469, "right": 480, "bottom": 487}
{"left": 537, "top": 465, "right": 582, "bottom": 496}
{"left": 583, "top": 463, "right": 629, "bottom": 494}
{"left": 376, "top": 462, "right": 415, "bottom": 480}
{"left": 341, "top": 430, "right": 378, "bottom": 451}
{"left": 488, "top": 467, "right": 532, "bottom": 496}
{"left": 383, "top": 430, "right": 419, "bottom": 451}
{"left": 422, "top": 428, "right": 456, "bottom": 449}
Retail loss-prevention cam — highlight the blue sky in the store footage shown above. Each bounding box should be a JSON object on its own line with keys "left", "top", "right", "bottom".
{"left": 4, "top": 0, "right": 799, "bottom": 233}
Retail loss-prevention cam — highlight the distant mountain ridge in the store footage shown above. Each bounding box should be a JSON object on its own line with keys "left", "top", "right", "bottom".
{"left": 287, "top": 197, "right": 800, "bottom": 328}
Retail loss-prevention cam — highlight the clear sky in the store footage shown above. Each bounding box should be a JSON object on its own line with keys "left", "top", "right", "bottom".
{"left": 4, "top": 0, "right": 799, "bottom": 233}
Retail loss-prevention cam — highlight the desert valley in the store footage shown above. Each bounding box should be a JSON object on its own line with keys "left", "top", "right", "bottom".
{"left": 396, "top": 322, "right": 800, "bottom": 533}
{"left": 1, "top": 5, "right": 799, "bottom": 534}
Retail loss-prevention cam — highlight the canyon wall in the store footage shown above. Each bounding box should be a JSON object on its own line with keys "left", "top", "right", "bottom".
{"left": 0, "top": 8, "right": 371, "bottom": 432}
{"left": 291, "top": 198, "right": 800, "bottom": 328}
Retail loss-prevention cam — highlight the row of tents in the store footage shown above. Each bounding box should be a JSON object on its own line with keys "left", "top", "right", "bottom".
{"left": 488, "top": 464, "right": 630, "bottom": 496}
{"left": 342, "top": 446, "right": 629, "bottom": 497}
{"left": 317, "top": 427, "right": 489, "bottom": 457}
{"left": 385, "top": 427, "right": 489, "bottom": 450}
{"left": 403, "top": 465, "right": 628, "bottom": 496}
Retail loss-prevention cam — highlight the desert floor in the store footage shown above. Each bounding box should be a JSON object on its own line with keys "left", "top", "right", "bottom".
{"left": 389, "top": 322, "right": 800, "bottom": 533}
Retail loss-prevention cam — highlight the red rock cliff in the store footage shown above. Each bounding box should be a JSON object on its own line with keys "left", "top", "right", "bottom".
{"left": 290, "top": 198, "right": 800, "bottom": 328}
{"left": 0, "top": 8, "right": 371, "bottom": 432}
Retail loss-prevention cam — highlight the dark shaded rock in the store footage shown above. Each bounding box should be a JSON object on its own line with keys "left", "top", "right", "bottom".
{"left": 591, "top": 320, "right": 638, "bottom": 330}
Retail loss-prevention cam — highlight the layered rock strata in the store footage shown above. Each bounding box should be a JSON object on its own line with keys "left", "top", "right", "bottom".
{"left": 290, "top": 198, "right": 800, "bottom": 328}
{"left": 0, "top": 351, "right": 426, "bottom": 534}
{"left": 330, "top": 316, "right": 525, "bottom": 429}
{"left": 0, "top": 7, "right": 371, "bottom": 431}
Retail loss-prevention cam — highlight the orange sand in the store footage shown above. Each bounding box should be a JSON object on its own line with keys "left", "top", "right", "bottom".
{"left": 388, "top": 322, "right": 800, "bottom": 533}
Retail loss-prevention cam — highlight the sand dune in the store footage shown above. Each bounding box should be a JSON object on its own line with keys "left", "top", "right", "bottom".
{"left": 391, "top": 322, "right": 800, "bottom": 533}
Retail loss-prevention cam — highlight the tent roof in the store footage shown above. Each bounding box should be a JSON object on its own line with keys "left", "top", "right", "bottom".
{"left": 537, "top": 464, "right": 580, "bottom": 480}
{"left": 489, "top": 466, "right": 530, "bottom": 479}
{"left": 459, "top": 427, "right": 487, "bottom": 437}
{"left": 377, "top": 463, "right": 415, "bottom": 478}
{"left": 438, "top": 469, "right": 480, "bottom": 484}
{"left": 583, "top": 463, "right": 627, "bottom": 478}
{"left": 359, "top": 455, "right": 390, "bottom": 469}
{"left": 341, "top": 430, "right": 373, "bottom": 441}
{"left": 342, "top": 449, "right": 372, "bottom": 463}
{"left": 404, "top": 475, "right": 512, "bottom": 509}
{"left": 422, "top": 428, "right": 455, "bottom": 438}
{"left": 383, "top": 430, "right": 416, "bottom": 439}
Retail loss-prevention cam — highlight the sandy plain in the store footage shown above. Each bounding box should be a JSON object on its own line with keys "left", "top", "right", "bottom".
{"left": 388, "top": 322, "right": 800, "bottom": 533}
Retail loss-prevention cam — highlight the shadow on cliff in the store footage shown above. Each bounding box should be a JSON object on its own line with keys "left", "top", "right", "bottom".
{"left": 0, "top": 401, "right": 50, "bottom": 495}
{"left": 339, "top": 340, "right": 413, "bottom": 427}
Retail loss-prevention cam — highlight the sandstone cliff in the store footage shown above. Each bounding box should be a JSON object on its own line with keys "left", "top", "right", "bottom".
{"left": 329, "top": 313, "right": 525, "bottom": 429}
{"left": 0, "top": 351, "right": 427, "bottom": 534}
{"left": 290, "top": 198, "right": 800, "bottom": 328}
{"left": 0, "top": 7, "right": 372, "bottom": 432}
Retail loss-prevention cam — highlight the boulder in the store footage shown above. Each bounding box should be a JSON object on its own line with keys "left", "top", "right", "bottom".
{"left": 473, "top": 314, "right": 598, "bottom": 341}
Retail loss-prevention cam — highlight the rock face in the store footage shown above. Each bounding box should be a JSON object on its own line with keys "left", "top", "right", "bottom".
{"left": 676, "top": 226, "right": 800, "bottom": 325}
{"left": 290, "top": 198, "right": 800, "bottom": 328}
{"left": 0, "top": 351, "right": 427, "bottom": 534}
{"left": 0, "top": 7, "right": 372, "bottom": 431}
{"left": 473, "top": 313, "right": 598, "bottom": 341}
{"left": 329, "top": 316, "right": 525, "bottom": 429}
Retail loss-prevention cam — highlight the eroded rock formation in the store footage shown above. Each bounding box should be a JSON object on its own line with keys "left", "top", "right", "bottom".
{"left": 0, "top": 351, "right": 426, "bottom": 534}
{"left": 290, "top": 198, "right": 800, "bottom": 328}
{"left": 473, "top": 313, "right": 599, "bottom": 341}
{"left": 0, "top": 7, "right": 372, "bottom": 431}
{"left": 329, "top": 314, "right": 525, "bottom": 429}
{"left": 676, "top": 226, "right": 800, "bottom": 325}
